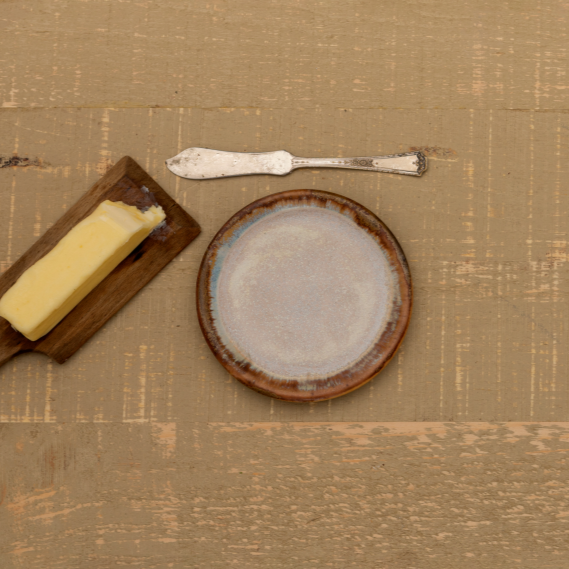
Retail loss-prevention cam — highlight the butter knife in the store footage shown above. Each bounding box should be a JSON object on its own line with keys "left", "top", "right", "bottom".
{"left": 165, "top": 148, "right": 427, "bottom": 180}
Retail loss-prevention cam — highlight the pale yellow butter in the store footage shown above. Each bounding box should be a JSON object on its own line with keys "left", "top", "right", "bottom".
{"left": 0, "top": 200, "right": 166, "bottom": 341}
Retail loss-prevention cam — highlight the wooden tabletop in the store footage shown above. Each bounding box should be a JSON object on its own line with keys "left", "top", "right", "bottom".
{"left": 1, "top": 2, "right": 568, "bottom": 567}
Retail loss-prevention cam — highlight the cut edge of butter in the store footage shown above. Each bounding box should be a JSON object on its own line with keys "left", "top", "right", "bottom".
{"left": 0, "top": 200, "right": 166, "bottom": 341}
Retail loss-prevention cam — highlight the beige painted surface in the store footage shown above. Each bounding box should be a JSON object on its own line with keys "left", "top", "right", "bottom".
{"left": 1, "top": 108, "right": 568, "bottom": 422}
{"left": 2, "top": 422, "right": 569, "bottom": 568}
{"left": 1, "top": 0, "right": 569, "bottom": 567}
{"left": 1, "top": 0, "right": 568, "bottom": 111}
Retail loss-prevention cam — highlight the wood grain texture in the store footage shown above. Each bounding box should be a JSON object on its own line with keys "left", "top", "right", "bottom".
{"left": 1, "top": 1, "right": 568, "bottom": 565}
{"left": 1, "top": 1, "right": 568, "bottom": 111}
{"left": 1, "top": 107, "right": 568, "bottom": 422}
{"left": 0, "top": 156, "right": 201, "bottom": 366}
{"left": 1, "top": 422, "right": 569, "bottom": 569}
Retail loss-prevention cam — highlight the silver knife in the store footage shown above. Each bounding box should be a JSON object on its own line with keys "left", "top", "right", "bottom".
{"left": 165, "top": 148, "right": 427, "bottom": 180}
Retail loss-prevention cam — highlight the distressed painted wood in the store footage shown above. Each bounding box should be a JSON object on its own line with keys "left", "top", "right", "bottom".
{"left": 0, "top": 156, "right": 201, "bottom": 367}
{"left": 1, "top": 1, "right": 568, "bottom": 566}
{"left": 1, "top": 422, "right": 569, "bottom": 568}
{"left": 1, "top": 108, "right": 568, "bottom": 422}
{"left": 1, "top": 1, "right": 568, "bottom": 111}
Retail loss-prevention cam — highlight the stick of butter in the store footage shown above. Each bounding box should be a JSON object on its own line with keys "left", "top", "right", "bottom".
{"left": 0, "top": 200, "right": 166, "bottom": 341}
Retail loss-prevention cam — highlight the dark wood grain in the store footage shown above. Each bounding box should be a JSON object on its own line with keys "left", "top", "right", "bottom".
{"left": 0, "top": 156, "right": 201, "bottom": 365}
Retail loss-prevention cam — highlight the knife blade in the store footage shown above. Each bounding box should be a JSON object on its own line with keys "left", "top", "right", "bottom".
{"left": 165, "top": 148, "right": 427, "bottom": 180}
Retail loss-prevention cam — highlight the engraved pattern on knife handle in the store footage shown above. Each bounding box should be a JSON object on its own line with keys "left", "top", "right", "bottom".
{"left": 291, "top": 151, "right": 427, "bottom": 177}
{"left": 346, "top": 158, "right": 375, "bottom": 168}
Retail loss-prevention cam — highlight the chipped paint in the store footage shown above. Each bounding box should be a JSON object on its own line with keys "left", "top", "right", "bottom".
{"left": 1, "top": 423, "right": 569, "bottom": 567}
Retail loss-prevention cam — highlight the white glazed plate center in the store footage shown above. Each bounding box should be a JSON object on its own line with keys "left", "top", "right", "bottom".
{"left": 214, "top": 206, "right": 396, "bottom": 380}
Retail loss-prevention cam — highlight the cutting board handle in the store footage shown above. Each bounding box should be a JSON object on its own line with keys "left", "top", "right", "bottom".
{"left": 0, "top": 319, "right": 28, "bottom": 367}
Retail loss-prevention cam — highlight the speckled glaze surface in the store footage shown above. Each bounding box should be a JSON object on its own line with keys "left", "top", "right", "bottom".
{"left": 196, "top": 190, "right": 412, "bottom": 402}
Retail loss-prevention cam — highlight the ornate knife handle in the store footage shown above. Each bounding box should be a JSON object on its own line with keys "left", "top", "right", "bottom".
{"left": 291, "top": 151, "right": 427, "bottom": 177}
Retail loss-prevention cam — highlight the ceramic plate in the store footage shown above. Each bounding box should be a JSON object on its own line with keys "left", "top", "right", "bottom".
{"left": 197, "top": 190, "right": 412, "bottom": 402}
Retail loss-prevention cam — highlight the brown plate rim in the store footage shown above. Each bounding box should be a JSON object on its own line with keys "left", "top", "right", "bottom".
{"left": 196, "top": 189, "right": 412, "bottom": 402}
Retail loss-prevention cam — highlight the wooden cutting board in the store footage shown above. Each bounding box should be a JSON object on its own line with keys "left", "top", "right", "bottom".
{"left": 0, "top": 156, "right": 201, "bottom": 367}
